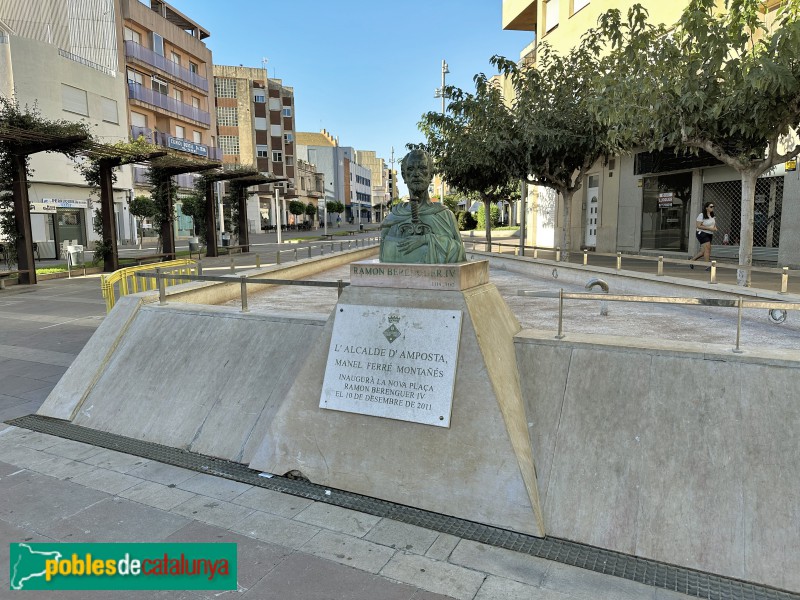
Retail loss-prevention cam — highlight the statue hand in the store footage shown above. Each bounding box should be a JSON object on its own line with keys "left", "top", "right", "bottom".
{"left": 397, "top": 236, "right": 427, "bottom": 253}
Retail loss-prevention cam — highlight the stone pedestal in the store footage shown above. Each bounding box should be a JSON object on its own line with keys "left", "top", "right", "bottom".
{"left": 249, "top": 261, "right": 545, "bottom": 536}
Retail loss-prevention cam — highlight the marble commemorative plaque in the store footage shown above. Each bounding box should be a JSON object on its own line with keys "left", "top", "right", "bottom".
{"left": 320, "top": 304, "right": 462, "bottom": 427}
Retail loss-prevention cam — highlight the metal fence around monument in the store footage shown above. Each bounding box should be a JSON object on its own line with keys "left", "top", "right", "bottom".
{"left": 466, "top": 240, "right": 797, "bottom": 293}
{"left": 518, "top": 289, "right": 800, "bottom": 353}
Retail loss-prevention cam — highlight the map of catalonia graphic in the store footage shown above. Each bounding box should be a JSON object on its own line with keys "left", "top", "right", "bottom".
{"left": 10, "top": 543, "right": 63, "bottom": 590}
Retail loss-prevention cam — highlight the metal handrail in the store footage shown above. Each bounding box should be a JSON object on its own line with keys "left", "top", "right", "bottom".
{"left": 518, "top": 289, "right": 800, "bottom": 352}
{"left": 101, "top": 259, "right": 196, "bottom": 313}
{"left": 469, "top": 240, "right": 797, "bottom": 293}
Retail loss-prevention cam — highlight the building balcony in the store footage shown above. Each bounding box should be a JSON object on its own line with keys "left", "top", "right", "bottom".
{"left": 128, "top": 83, "right": 210, "bottom": 127}
{"left": 133, "top": 165, "right": 200, "bottom": 190}
{"left": 124, "top": 40, "right": 208, "bottom": 92}
{"left": 503, "top": 0, "right": 537, "bottom": 31}
{"left": 131, "top": 126, "right": 221, "bottom": 160}
{"left": 520, "top": 38, "right": 537, "bottom": 66}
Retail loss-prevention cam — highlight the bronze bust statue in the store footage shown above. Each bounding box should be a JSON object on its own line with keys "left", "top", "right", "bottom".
{"left": 379, "top": 149, "right": 466, "bottom": 264}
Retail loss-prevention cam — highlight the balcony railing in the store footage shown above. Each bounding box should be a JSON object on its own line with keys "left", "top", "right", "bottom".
{"left": 128, "top": 83, "right": 210, "bottom": 127}
{"left": 133, "top": 165, "right": 201, "bottom": 190}
{"left": 124, "top": 40, "right": 208, "bottom": 92}
{"left": 131, "top": 126, "right": 221, "bottom": 161}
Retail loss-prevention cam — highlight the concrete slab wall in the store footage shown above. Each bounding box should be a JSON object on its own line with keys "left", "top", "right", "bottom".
{"left": 515, "top": 330, "right": 800, "bottom": 592}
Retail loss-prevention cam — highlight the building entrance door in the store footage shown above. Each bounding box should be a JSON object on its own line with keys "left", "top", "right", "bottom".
{"left": 641, "top": 172, "right": 692, "bottom": 252}
{"left": 584, "top": 174, "right": 599, "bottom": 247}
{"left": 56, "top": 208, "right": 86, "bottom": 247}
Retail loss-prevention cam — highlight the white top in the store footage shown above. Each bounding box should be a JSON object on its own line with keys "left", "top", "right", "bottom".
{"left": 696, "top": 214, "right": 715, "bottom": 232}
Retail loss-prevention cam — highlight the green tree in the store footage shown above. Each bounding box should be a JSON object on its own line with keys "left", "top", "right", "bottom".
{"left": 419, "top": 78, "right": 521, "bottom": 248}
{"left": 180, "top": 194, "right": 205, "bottom": 241}
{"left": 494, "top": 24, "right": 614, "bottom": 260}
{"left": 593, "top": 0, "right": 800, "bottom": 285}
{"left": 326, "top": 200, "right": 344, "bottom": 218}
{"left": 128, "top": 195, "right": 156, "bottom": 249}
{"left": 305, "top": 201, "right": 317, "bottom": 225}
{"left": 476, "top": 203, "right": 500, "bottom": 230}
{"left": 442, "top": 194, "right": 460, "bottom": 214}
{"left": 288, "top": 200, "right": 306, "bottom": 226}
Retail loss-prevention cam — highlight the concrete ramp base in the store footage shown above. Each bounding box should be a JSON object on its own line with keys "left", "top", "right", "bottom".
{"left": 37, "top": 297, "right": 326, "bottom": 464}
{"left": 249, "top": 283, "right": 545, "bottom": 537}
{"left": 516, "top": 330, "right": 800, "bottom": 593}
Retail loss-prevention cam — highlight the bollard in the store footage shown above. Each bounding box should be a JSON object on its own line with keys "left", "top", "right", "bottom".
{"left": 156, "top": 268, "right": 165, "bottom": 305}
{"left": 657, "top": 256, "right": 664, "bottom": 276}
{"left": 616, "top": 252, "right": 622, "bottom": 270}
{"left": 710, "top": 261, "right": 717, "bottom": 284}
{"left": 733, "top": 296, "right": 744, "bottom": 353}
{"left": 276, "top": 250, "right": 281, "bottom": 264}
{"left": 240, "top": 276, "right": 249, "bottom": 313}
{"left": 230, "top": 256, "right": 235, "bottom": 273}
{"left": 533, "top": 248, "right": 538, "bottom": 259}
{"left": 583, "top": 249, "right": 588, "bottom": 265}
{"left": 294, "top": 248, "right": 298, "bottom": 261}
{"left": 781, "top": 266, "right": 789, "bottom": 294}
{"left": 308, "top": 246, "right": 312, "bottom": 258}
{"left": 256, "top": 254, "right": 261, "bottom": 268}
{"left": 340, "top": 242, "right": 344, "bottom": 252}
{"left": 515, "top": 247, "right": 520, "bottom": 256}
{"left": 197, "top": 260, "right": 203, "bottom": 276}
{"left": 556, "top": 247, "right": 561, "bottom": 262}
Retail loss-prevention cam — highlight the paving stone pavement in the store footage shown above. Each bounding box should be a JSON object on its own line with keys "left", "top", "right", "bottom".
{"left": 0, "top": 251, "right": 736, "bottom": 599}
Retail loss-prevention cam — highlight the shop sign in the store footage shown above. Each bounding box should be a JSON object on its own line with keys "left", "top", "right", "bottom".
{"left": 168, "top": 137, "right": 208, "bottom": 157}
{"left": 658, "top": 192, "right": 674, "bottom": 208}
{"left": 786, "top": 159, "right": 797, "bottom": 172}
{"left": 30, "top": 201, "right": 57, "bottom": 214}
{"left": 40, "top": 198, "right": 89, "bottom": 209}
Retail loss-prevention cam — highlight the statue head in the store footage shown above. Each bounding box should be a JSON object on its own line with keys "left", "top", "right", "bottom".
{"left": 401, "top": 149, "right": 434, "bottom": 197}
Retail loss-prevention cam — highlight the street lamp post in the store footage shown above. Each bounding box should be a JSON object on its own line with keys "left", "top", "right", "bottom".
{"left": 323, "top": 182, "right": 328, "bottom": 237}
{"left": 434, "top": 59, "right": 450, "bottom": 205}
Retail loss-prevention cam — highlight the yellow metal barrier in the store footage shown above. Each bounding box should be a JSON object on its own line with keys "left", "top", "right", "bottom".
{"left": 100, "top": 259, "right": 197, "bottom": 313}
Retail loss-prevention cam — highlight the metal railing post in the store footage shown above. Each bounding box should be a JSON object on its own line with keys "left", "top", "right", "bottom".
{"left": 240, "top": 276, "right": 248, "bottom": 313}
{"left": 657, "top": 256, "right": 664, "bottom": 276}
{"left": 616, "top": 252, "right": 622, "bottom": 270}
{"left": 197, "top": 260, "right": 203, "bottom": 276}
{"left": 710, "top": 261, "right": 718, "bottom": 284}
{"left": 583, "top": 249, "right": 588, "bottom": 265}
{"left": 340, "top": 242, "right": 344, "bottom": 252}
{"left": 733, "top": 296, "right": 743, "bottom": 353}
{"left": 294, "top": 248, "right": 298, "bottom": 261}
{"left": 156, "top": 267, "right": 165, "bottom": 305}
{"left": 230, "top": 256, "right": 235, "bottom": 273}
{"left": 277, "top": 250, "right": 281, "bottom": 264}
{"left": 308, "top": 246, "right": 312, "bottom": 258}
{"left": 781, "top": 267, "right": 789, "bottom": 294}
{"left": 555, "top": 288, "right": 565, "bottom": 339}
{"left": 556, "top": 247, "right": 561, "bottom": 262}
{"left": 337, "top": 278, "right": 344, "bottom": 298}
{"left": 256, "top": 254, "right": 261, "bottom": 268}
{"left": 533, "top": 248, "right": 538, "bottom": 259}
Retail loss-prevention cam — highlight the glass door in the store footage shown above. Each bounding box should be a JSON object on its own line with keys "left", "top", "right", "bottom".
{"left": 641, "top": 172, "right": 692, "bottom": 252}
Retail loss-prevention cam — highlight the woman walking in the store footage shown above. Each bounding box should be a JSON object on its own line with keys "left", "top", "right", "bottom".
{"left": 689, "top": 202, "right": 717, "bottom": 270}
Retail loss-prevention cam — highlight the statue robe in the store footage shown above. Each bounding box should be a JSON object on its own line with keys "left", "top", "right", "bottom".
{"left": 379, "top": 202, "right": 466, "bottom": 264}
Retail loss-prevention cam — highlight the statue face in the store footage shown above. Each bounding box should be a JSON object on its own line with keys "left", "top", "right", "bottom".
{"left": 402, "top": 153, "right": 432, "bottom": 195}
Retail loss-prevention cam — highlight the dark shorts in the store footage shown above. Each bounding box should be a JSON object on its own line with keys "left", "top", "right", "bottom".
{"left": 696, "top": 231, "right": 713, "bottom": 245}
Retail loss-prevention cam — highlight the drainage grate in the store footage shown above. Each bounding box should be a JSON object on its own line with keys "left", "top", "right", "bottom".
{"left": 7, "top": 414, "right": 798, "bottom": 600}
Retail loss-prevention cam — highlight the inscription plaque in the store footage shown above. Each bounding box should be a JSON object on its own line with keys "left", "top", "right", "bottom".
{"left": 320, "top": 304, "right": 462, "bottom": 427}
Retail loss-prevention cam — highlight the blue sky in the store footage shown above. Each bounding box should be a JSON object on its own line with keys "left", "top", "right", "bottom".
{"left": 167, "top": 0, "right": 531, "bottom": 195}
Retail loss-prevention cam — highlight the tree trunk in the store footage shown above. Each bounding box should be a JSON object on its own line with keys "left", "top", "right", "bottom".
{"left": 482, "top": 196, "right": 492, "bottom": 249}
{"left": 738, "top": 170, "right": 758, "bottom": 287}
{"left": 561, "top": 189, "right": 573, "bottom": 262}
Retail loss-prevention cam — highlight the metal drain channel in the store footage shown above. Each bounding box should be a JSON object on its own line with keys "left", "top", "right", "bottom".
{"left": 7, "top": 414, "right": 798, "bottom": 600}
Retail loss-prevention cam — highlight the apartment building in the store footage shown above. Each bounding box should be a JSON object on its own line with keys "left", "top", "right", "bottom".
{"left": 213, "top": 65, "right": 296, "bottom": 232}
{"left": 355, "top": 150, "right": 391, "bottom": 221}
{"left": 297, "top": 130, "right": 370, "bottom": 225}
{"left": 0, "top": 1, "right": 134, "bottom": 256}
{"left": 503, "top": 0, "right": 798, "bottom": 265}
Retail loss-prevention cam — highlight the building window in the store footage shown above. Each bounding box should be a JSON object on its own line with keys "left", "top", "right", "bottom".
{"left": 190, "top": 61, "right": 199, "bottom": 74}
{"left": 152, "top": 32, "right": 164, "bottom": 56}
{"left": 253, "top": 92, "right": 265, "bottom": 103}
{"left": 127, "top": 69, "right": 143, "bottom": 86}
{"left": 545, "top": 0, "right": 560, "bottom": 31}
{"left": 61, "top": 84, "right": 88, "bottom": 116}
{"left": 216, "top": 106, "right": 238, "bottom": 127}
{"left": 151, "top": 77, "right": 168, "bottom": 95}
{"left": 175, "top": 125, "right": 185, "bottom": 139}
{"left": 100, "top": 97, "right": 118, "bottom": 123}
{"left": 256, "top": 145, "right": 269, "bottom": 158}
{"left": 131, "top": 111, "right": 147, "bottom": 127}
{"left": 171, "top": 51, "right": 181, "bottom": 65}
{"left": 214, "top": 78, "right": 236, "bottom": 98}
{"left": 272, "top": 150, "right": 283, "bottom": 163}
{"left": 123, "top": 27, "right": 141, "bottom": 44}
{"left": 281, "top": 107, "right": 292, "bottom": 117}
{"left": 219, "top": 135, "right": 240, "bottom": 155}
{"left": 286, "top": 156, "right": 294, "bottom": 167}
{"left": 192, "top": 97, "right": 200, "bottom": 108}
{"left": 254, "top": 117, "right": 267, "bottom": 130}
{"left": 284, "top": 133, "right": 293, "bottom": 143}
{"left": 173, "top": 89, "right": 183, "bottom": 103}
{"left": 572, "top": 0, "right": 589, "bottom": 13}
{"left": 193, "top": 131, "right": 202, "bottom": 143}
